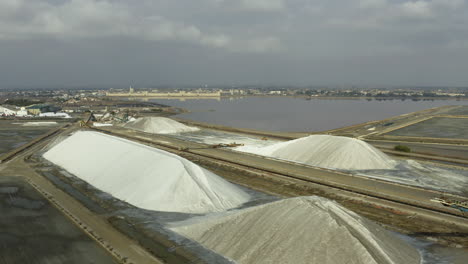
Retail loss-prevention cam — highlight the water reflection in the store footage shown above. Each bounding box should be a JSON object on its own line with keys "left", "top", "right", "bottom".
{"left": 146, "top": 97, "right": 468, "bottom": 132}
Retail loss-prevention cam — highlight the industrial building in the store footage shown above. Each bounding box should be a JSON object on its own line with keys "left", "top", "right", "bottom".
{"left": 26, "top": 104, "right": 62, "bottom": 115}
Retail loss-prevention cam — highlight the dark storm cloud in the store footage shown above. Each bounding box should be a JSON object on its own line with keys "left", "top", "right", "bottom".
{"left": 0, "top": 0, "right": 467, "bottom": 87}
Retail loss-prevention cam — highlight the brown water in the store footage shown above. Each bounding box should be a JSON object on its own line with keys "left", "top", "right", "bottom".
{"left": 148, "top": 97, "right": 468, "bottom": 132}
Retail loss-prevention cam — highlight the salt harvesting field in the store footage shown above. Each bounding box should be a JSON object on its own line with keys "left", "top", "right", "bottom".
{"left": 41, "top": 130, "right": 447, "bottom": 264}
{"left": 0, "top": 120, "right": 62, "bottom": 155}
{"left": 37, "top": 125, "right": 468, "bottom": 263}
{"left": 124, "top": 116, "right": 280, "bottom": 148}
{"left": 353, "top": 160, "right": 468, "bottom": 196}
{"left": 0, "top": 176, "right": 117, "bottom": 264}
{"left": 235, "top": 135, "right": 468, "bottom": 195}
{"left": 170, "top": 129, "right": 281, "bottom": 147}
{"left": 122, "top": 117, "right": 468, "bottom": 195}
{"left": 386, "top": 117, "right": 468, "bottom": 139}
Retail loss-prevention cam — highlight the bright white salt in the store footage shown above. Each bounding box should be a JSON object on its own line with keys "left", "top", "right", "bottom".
{"left": 43, "top": 131, "right": 249, "bottom": 213}
{"left": 124, "top": 117, "right": 199, "bottom": 134}
{"left": 236, "top": 135, "right": 397, "bottom": 170}
{"left": 16, "top": 121, "right": 58, "bottom": 126}
{"left": 93, "top": 122, "right": 113, "bottom": 127}
{"left": 171, "top": 196, "right": 421, "bottom": 264}
{"left": 39, "top": 112, "right": 71, "bottom": 118}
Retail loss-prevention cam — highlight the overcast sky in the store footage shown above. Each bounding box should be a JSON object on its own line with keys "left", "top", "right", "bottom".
{"left": 1, "top": 0, "right": 467, "bottom": 88}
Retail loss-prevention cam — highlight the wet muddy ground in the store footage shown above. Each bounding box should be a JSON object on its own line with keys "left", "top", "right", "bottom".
{"left": 0, "top": 176, "right": 117, "bottom": 264}
{"left": 387, "top": 117, "right": 468, "bottom": 139}
{"left": 444, "top": 106, "right": 468, "bottom": 116}
{"left": 0, "top": 120, "right": 63, "bottom": 155}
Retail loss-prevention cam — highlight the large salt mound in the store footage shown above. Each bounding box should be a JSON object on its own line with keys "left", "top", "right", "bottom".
{"left": 43, "top": 131, "right": 249, "bottom": 213}
{"left": 172, "top": 197, "right": 421, "bottom": 264}
{"left": 237, "top": 135, "right": 396, "bottom": 170}
{"left": 124, "top": 117, "right": 199, "bottom": 134}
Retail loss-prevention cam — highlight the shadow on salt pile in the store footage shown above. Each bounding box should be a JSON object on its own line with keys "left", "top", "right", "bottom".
{"left": 169, "top": 196, "right": 422, "bottom": 264}
{"left": 117, "top": 184, "right": 279, "bottom": 225}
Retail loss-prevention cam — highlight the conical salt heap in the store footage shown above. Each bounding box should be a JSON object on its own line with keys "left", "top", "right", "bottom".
{"left": 124, "top": 117, "right": 199, "bottom": 134}
{"left": 43, "top": 131, "right": 249, "bottom": 213}
{"left": 237, "top": 135, "right": 397, "bottom": 170}
{"left": 172, "top": 196, "right": 421, "bottom": 264}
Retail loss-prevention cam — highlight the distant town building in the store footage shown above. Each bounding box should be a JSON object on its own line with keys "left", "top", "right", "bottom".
{"left": 227, "top": 89, "right": 246, "bottom": 95}
{"left": 106, "top": 88, "right": 222, "bottom": 98}
{"left": 16, "top": 107, "right": 28, "bottom": 117}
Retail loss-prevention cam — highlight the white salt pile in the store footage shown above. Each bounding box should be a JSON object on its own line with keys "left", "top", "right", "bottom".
{"left": 236, "top": 135, "right": 397, "bottom": 170}
{"left": 124, "top": 117, "right": 199, "bottom": 134}
{"left": 171, "top": 196, "right": 421, "bottom": 264}
{"left": 43, "top": 131, "right": 249, "bottom": 213}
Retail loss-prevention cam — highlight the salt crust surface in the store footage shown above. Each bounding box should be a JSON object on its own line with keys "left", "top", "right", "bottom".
{"left": 236, "top": 134, "right": 467, "bottom": 193}
{"left": 124, "top": 117, "right": 200, "bottom": 134}
{"left": 14, "top": 121, "right": 58, "bottom": 126}
{"left": 358, "top": 160, "right": 468, "bottom": 194}
{"left": 171, "top": 196, "right": 421, "bottom": 264}
{"left": 43, "top": 131, "right": 250, "bottom": 213}
{"left": 93, "top": 123, "right": 113, "bottom": 127}
{"left": 236, "top": 135, "right": 397, "bottom": 170}
{"left": 38, "top": 112, "right": 71, "bottom": 118}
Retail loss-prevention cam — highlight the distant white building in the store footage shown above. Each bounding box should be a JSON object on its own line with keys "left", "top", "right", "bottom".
{"left": 16, "top": 107, "right": 29, "bottom": 117}
{"left": 269, "top": 91, "right": 282, "bottom": 95}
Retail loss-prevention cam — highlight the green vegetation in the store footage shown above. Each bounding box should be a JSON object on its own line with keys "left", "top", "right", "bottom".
{"left": 394, "top": 145, "right": 411, "bottom": 153}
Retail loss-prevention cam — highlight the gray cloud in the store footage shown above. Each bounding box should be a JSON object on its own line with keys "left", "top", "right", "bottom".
{"left": 0, "top": 0, "right": 280, "bottom": 52}
{"left": 0, "top": 0, "right": 467, "bottom": 87}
